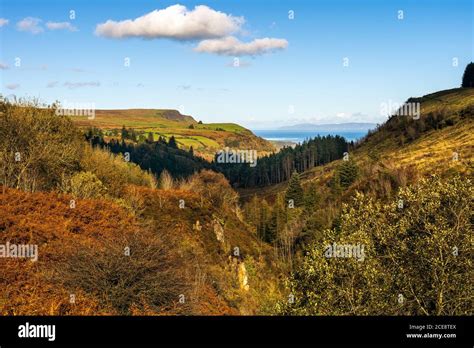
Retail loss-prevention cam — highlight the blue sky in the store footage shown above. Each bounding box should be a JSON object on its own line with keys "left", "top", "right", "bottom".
{"left": 0, "top": 0, "right": 472, "bottom": 129}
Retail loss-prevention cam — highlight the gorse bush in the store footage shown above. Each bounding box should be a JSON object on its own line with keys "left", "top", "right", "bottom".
{"left": 63, "top": 171, "right": 108, "bottom": 199}
{"left": 279, "top": 175, "right": 473, "bottom": 315}
{"left": 79, "top": 146, "right": 156, "bottom": 197}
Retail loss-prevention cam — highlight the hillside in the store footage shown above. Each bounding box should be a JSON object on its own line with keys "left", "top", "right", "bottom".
{"left": 71, "top": 109, "right": 275, "bottom": 160}
{"left": 239, "top": 87, "right": 474, "bottom": 200}
{"left": 0, "top": 182, "right": 282, "bottom": 315}
{"left": 237, "top": 88, "right": 473, "bottom": 316}
{"left": 0, "top": 101, "right": 283, "bottom": 315}
{"left": 0, "top": 87, "right": 471, "bottom": 317}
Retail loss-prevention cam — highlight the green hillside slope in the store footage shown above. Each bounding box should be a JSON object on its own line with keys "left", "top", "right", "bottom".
{"left": 71, "top": 109, "right": 275, "bottom": 160}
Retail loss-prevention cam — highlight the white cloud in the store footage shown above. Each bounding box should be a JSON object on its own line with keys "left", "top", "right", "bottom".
{"left": 46, "top": 21, "right": 78, "bottom": 31}
{"left": 6, "top": 83, "right": 20, "bottom": 90}
{"left": 0, "top": 62, "right": 9, "bottom": 70}
{"left": 64, "top": 81, "right": 100, "bottom": 89}
{"left": 46, "top": 81, "right": 59, "bottom": 88}
{"left": 195, "top": 36, "right": 288, "bottom": 56}
{"left": 0, "top": 18, "right": 9, "bottom": 27}
{"left": 16, "top": 17, "right": 43, "bottom": 34}
{"left": 95, "top": 4, "right": 244, "bottom": 40}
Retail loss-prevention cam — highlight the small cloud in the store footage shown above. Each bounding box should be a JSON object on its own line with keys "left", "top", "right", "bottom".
{"left": 136, "top": 83, "right": 144, "bottom": 87}
{"left": 95, "top": 4, "right": 244, "bottom": 40}
{"left": 195, "top": 36, "right": 288, "bottom": 56}
{"left": 46, "top": 21, "right": 78, "bottom": 31}
{"left": 6, "top": 83, "right": 20, "bottom": 90}
{"left": 0, "top": 18, "right": 9, "bottom": 27}
{"left": 46, "top": 81, "right": 59, "bottom": 88}
{"left": 17, "top": 17, "right": 43, "bottom": 34}
{"left": 63, "top": 81, "right": 100, "bottom": 89}
{"left": 0, "top": 62, "right": 9, "bottom": 70}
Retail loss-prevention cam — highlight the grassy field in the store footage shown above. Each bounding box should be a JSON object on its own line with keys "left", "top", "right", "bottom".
{"left": 71, "top": 109, "right": 274, "bottom": 159}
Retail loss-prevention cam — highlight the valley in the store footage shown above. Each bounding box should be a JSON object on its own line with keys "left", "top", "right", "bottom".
{"left": 0, "top": 79, "right": 472, "bottom": 316}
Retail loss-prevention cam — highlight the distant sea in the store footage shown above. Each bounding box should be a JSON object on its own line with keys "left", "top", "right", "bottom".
{"left": 252, "top": 130, "right": 367, "bottom": 143}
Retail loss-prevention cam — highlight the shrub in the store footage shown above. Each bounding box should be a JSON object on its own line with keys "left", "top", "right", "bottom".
{"left": 63, "top": 171, "right": 108, "bottom": 199}
{"left": 80, "top": 146, "right": 156, "bottom": 197}
{"left": 159, "top": 169, "right": 174, "bottom": 190}
{"left": 55, "top": 229, "right": 189, "bottom": 315}
{"left": 279, "top": 175, "right": 473, "bottom": 315}
{"left": 0, "top": 98, "right": 83, "bottom": 192}
{"left": 180, "top": 170, "right": 238, "bottom": 209}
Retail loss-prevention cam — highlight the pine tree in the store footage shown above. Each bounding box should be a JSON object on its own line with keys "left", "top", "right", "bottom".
{"left": 168, "top": 136, "right": 178, "bottom": 149}
{"left": 304, "top": 182, "right": 319, "bottom": 212}
{"left": 285, "top": 171, "right": 304, "bottom": 207}
{"left": 461, "top": 62, "right": 474, "bottom": 88}
{"left": 330, "top": 171, "right": 343, "bottom": 194}
{"left": 257, "top": 199, "right": 271, "bottom": 242}
{"left": 130, "top": 129, "right": 137, "bottom": 142}
{"left": 337, "top": 159, "right": 359, "bottom": 189}
{"left": 121, "top": 126, "right": 128, "bottom": 140}
{"left": 266, "top": 195, "right": 287, "bottom": 243}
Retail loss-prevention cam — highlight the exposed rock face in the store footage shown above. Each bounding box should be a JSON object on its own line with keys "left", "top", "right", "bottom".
{"left": 238, "top": 263, "right": 250, "bottom": 291}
